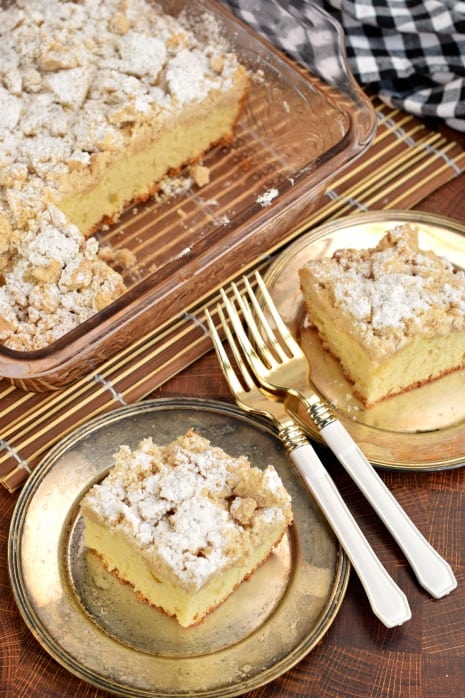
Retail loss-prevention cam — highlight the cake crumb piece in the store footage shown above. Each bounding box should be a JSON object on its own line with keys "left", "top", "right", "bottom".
{"left": 256, "top": 188, "right": 279, "bottom": 207}
{"left": 189, "top": 164, "right": 210, "bottom": 187}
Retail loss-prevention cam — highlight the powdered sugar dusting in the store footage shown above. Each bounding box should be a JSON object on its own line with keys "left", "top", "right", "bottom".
{"left": 256, "top": 188, "right": 279, "bottom": 207}
{"left": 81, "top": 430, "right": 292, "bottom": 590}
{"left": 302, "top": 224, "right": 465, "bottom": 357}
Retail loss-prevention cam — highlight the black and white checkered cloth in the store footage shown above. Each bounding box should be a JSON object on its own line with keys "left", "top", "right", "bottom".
{"left": 224, "top": 0, "right": 465, "bottom": 133}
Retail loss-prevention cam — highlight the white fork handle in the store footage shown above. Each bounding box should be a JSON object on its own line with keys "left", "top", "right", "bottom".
{"left": 320, "top": 419, "right": 457, "bottom": 599}
{"left": 290, "top": 442, "right": 411, "bottom": 628}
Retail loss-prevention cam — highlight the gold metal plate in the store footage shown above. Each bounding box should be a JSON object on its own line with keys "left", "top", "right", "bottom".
{"left": 264, "top": 210, "right": 465, "bottom": 471}
{"left": 8, "top": 398, "right": 348, "bottom": 697}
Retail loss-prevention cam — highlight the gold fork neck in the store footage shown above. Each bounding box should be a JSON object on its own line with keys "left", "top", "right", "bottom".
{"left": 305, "top": 398, "right": 336, "bottom": 431}
{"left": 277, "top": 422, "right": 309, "bottom": 452}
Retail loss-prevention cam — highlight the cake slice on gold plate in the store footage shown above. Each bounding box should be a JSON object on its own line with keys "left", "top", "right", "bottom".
{"left": 80, "top": 430, "right": 293, "bottom": 627}
{"left": 299, "top": 224, "right": 465, "bottom": 406}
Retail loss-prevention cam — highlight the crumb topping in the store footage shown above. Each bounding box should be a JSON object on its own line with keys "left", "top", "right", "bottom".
{"left": 81, "top": 430, "right": 292, "bottom": 590}
{"left": 0, "top": 0, "right": 243, "bottom": 350}
{"left": 302, "top": 224, "right": 465, "bottom": 358}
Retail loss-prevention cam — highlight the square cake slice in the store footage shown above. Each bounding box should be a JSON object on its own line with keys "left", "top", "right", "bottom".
{"left": 299, "top": 224, "right": 465, "bottom": 406}
{"left": 80, "top": 430, "right": 293, "bottom": 627}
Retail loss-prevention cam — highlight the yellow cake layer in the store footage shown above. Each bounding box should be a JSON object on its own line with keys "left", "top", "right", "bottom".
{"left": 305, "top": 296, "right": 465, "bottom": 405}
{"left": 58, "top": 80, "right": 248, "bottom": 236}
{"left": 83, "top": 510, "right": 286, "bottom": 628}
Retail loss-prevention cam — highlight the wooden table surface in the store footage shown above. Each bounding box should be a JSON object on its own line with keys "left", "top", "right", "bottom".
{"left": 1, "top": 123, "right": 465, "bottom": 698}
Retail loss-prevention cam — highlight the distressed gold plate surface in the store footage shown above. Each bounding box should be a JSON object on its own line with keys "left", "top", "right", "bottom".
{"left": 264, "top": 210, "right": 465, "bottom": 471}
{"left": 8, "top": 398, "right": 348, "bottom": 697}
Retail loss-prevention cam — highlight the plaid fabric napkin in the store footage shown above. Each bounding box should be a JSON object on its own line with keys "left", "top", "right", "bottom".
{"left": 224, "top": 0, "right": 465, "bottom": 133}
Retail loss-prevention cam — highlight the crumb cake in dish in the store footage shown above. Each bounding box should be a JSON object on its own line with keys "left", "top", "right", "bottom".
{"left": 0, "top": 0, "right": 249, "bottom": 351}
{"left": 299, "top": 224, "right": 465, "bottom": 406}
{"left": 80, "top": 429, "right": 293, "bottom": 627}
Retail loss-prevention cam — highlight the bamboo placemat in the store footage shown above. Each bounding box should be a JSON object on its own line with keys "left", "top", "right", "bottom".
{"left": 2, "top": 97, "right": 465, "bottom": 492}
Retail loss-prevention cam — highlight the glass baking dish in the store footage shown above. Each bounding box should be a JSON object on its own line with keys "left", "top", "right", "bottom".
{"left": 0, "top": 0, "right": 376, "bottom": 390}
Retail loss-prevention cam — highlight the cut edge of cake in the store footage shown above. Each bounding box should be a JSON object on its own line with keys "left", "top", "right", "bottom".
{"left": 57, "top": 65, "right": 249, "bottom": 238}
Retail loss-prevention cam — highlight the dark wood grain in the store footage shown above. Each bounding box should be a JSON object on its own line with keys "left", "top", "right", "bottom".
{"left": 1, "top": 126, "right": 464, "bottom": 698}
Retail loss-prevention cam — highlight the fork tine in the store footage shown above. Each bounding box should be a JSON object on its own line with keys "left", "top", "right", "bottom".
{"left": 229, "top": 282, "right": 279, "bottom": 368}
{"left": 253, "top": 270, "right": 302, "bottom": 358}
{"left": 205, "top": 308, "right": 244, "bottom": 397}
{"left": 219, "top": 288, "right": 271, "bottom": 377}
{"left": 241, "top": 275, "right": 290, "bottom": 364}
{"left": 205, "top": 307, "right": 256, "bottom": 395}
{"left": 218, "top": 305, "right": 258, "bottom": 393}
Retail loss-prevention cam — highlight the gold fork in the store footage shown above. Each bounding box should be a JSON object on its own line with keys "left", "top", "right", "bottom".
{"left": 205, "top": 305, "right": 411, "bottom": 628}
{"left": 219, "top": 271, "right": 457, "bottom": 600}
